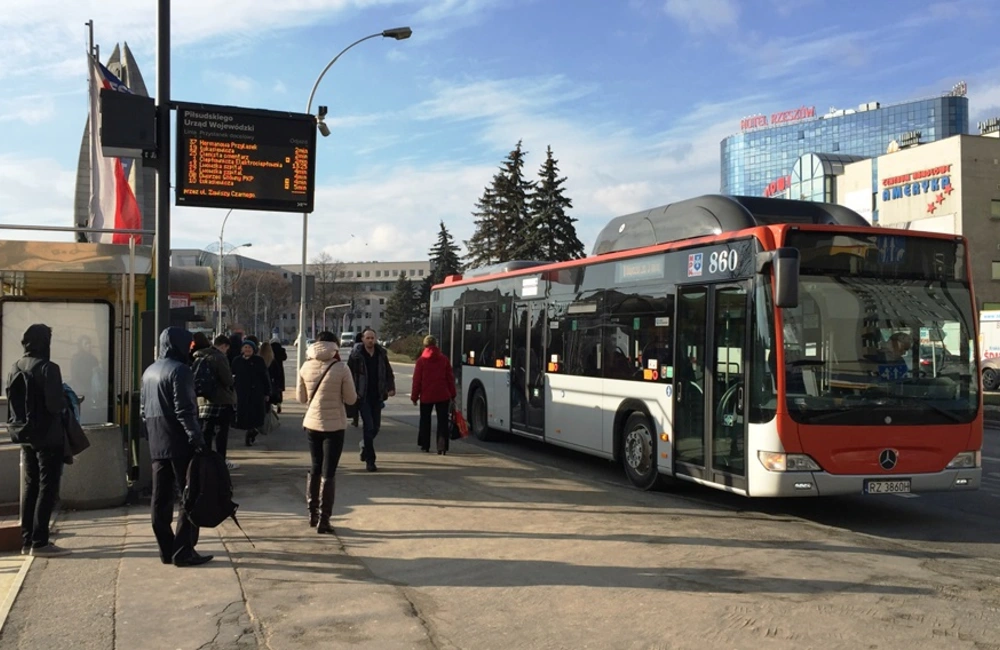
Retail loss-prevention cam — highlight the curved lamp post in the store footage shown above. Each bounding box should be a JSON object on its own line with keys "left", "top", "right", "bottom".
{"left": 295, "top": 26, "right": 413, "bottom": 368}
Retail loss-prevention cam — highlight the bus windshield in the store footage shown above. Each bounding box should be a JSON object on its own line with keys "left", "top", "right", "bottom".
{"left": 781, "top": 232, "right": 977, "bottom": 426}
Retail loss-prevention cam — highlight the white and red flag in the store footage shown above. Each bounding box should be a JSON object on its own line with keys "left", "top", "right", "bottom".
{"left": 88, "top": 56, "right": 141, "bottom": 244}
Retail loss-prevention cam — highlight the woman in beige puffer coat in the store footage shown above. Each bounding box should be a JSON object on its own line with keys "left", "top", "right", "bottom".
{"left": 297, "top": 332, "right": 357, "bottom": 534}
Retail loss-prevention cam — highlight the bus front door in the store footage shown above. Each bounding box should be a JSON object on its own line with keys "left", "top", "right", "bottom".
{"left": 511, "top": 301, "right": 545, "bottom": 437}
{"left": 674, "top": 284, "right": 748, "bottom": 489}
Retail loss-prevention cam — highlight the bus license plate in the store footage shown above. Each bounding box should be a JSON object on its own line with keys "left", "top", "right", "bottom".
{"left": 864, "top": 479, "right": 911, "bottom": 494}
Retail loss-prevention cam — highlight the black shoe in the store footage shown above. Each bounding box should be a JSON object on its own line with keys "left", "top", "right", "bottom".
{"left": 174, "top": 553, "right": 214, "bottom": 567}
{"left": 245, "top": 433, "right": 255, "bottom": 447}
{"left": 366, "top": 462, "right": 377, "bottom": 472}
{"left": 421, "top": 446, "right": 430, "bottom": 453}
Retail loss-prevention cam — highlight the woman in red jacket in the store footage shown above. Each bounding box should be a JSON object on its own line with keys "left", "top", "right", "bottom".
{"left": 411, "top": 335, "right": 457, "bottom": 454}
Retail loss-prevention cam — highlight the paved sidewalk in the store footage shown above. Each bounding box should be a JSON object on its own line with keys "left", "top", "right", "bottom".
{"left": 1, "top": 396, "right": 1000, "bottom": 649}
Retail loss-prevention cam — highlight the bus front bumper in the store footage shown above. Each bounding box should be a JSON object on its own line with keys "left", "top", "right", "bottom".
{"left": 754, "top": 468, "right": 982, "bottom": 497}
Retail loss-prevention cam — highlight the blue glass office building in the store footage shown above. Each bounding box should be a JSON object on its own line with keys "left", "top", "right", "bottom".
{"left": 721, "top": 95, "right": 970, "bottom": 198}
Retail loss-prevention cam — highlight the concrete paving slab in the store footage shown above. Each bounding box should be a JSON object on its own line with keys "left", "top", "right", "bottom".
{"left": 1, "top": 391, "right": 999, "bottom": 649}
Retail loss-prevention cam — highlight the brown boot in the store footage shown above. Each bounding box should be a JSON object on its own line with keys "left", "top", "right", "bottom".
{"left": 307, "top": 472, "right": 321, "bottom": 527}
{"left": 317, "top": 477, "right": 335, "bottom": 534}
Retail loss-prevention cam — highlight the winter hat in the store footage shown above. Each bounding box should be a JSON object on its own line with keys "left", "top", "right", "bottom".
{"left": 242, "top": 339, "right": 258, "bottom": 353}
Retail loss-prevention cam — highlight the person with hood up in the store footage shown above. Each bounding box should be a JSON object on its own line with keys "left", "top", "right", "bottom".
{"left": 348, "top": 328, "right": 395, "bottom": 472}
{"left": 297, "top": 332, "right": 357, "bottom": 533}
{"left": 8, "top": 324, "right": 71, "bottom": 557}
{"left": 268, "top": 338, "right": 288, "bottom": 413}
{"left": 140, "top": 327, "right": 212, "bottom": 567}
{"left": 411, "top": 335, "right": 457, "bottom": 455}
{"left": 231, "top": 339, "right": 271, "bottom": 446}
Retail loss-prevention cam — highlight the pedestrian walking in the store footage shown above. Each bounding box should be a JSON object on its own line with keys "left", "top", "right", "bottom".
{"left": 347, "top": 328, "right": 395, "bottom": 472}
{"left": 231, "top": 339, "right": 271, "bottom": 447}
{"left": 349, "top": 331, "right": 363, "bottom": 427}
{"left": 140, "top": 327, "right": 212, "bottom": 567}
{"left": 193, "top": 335, "right": 238, "bottom": 469}
{"left": 411, "top": 335, "right": 457, "bottom": 455}
{"left": 297, "top": 331, "right": 357, "bottom": 533}
{"left": 7, "top": 324, "right": 71, "bottom": 557}
{"left": 269, "top": 338, "right": 288, "bottom": 414}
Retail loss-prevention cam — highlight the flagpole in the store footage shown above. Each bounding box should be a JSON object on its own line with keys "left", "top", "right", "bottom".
{"left": 86, "top": 20, "right": 97, "bottom": 245}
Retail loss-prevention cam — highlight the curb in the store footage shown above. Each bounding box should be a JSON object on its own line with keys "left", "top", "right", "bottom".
{"left": 0, "top": 556, "right": 31, "bottom": 635}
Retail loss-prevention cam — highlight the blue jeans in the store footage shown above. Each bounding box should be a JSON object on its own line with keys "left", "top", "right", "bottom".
{"left": 360, "top": 399, "right": 382, "bottom": 463}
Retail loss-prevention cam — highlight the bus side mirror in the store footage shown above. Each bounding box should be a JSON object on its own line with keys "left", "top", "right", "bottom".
{"left": 773, "top": 247, "right": 800, "bottom": 309}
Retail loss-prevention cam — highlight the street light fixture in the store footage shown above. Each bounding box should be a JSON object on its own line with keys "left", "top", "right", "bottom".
{"left": 216, "top": 239, "right": 251, "bottom": 336}
{"left": 295, "top": 26, "right": 413, "bottom": 369}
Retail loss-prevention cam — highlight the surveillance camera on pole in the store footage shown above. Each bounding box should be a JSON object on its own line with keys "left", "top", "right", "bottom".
{"left": 316, "top": 105, "right": 331, "bottom": 137}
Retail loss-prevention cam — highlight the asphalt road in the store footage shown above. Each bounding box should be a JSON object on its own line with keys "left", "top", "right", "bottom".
{"left": 388, "top": 362, "right": 1000, "bottom": 563}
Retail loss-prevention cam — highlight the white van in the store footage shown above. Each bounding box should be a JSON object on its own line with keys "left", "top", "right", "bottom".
{"left": 340, "top": 332, "right": 356, "bottom": 348}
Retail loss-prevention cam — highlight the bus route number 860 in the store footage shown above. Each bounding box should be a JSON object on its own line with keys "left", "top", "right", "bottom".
{"left": 708, "top": 249, "right": 739, "bottom": 274}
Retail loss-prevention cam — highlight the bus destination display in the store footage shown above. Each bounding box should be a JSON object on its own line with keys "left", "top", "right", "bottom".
{"left": 175, "top": 104, "right": 317, "bottom": 213}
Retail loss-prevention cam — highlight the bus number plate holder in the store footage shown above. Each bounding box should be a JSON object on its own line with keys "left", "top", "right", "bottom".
{"left": 863, "top": 479, "right": 911, "bottom": 494}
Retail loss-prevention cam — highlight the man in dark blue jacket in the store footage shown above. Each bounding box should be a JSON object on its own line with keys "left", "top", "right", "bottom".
{"left": 140, "top": 327, "right": 212, "bottom": 567}
{"left": 8, "top": 324, "right": 70, "bottom": 557}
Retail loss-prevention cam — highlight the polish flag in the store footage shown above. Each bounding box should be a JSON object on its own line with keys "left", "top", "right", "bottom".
{"left": 88, "top": 57, "right": 141, "bottom": 244}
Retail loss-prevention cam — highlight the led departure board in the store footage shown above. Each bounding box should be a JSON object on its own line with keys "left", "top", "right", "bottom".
{"left": 175, "top": 103, "right": 317, "bottom": 213}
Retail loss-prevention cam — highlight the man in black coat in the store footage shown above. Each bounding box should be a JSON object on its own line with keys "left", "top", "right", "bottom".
{"left": 140, "top": 327, "right": 212, "bottom": 567}
{"left": 348, "top": 328, "right": 395, "bottom": 472}
{"left": 8, "top": 324, "right": 70, "bottom": 557}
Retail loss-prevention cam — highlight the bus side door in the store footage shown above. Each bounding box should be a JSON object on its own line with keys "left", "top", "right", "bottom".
{"left": 674, "top": 283, "right": 749, "bottom": 488}
{"left": 511, "top": 301, "right": 545, "bottom": 436}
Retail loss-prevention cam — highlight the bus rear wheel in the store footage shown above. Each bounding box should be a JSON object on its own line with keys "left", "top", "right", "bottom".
{"left": 470, "top": 387, "right": 500, "bottom": 441}
{"left": 622, "top": 412, "right": 660, "bottom": 490}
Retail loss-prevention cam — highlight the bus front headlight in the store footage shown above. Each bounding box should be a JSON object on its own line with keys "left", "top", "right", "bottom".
{"left": 946, "top": 451, "right": 981, "bottom": 469}
{"left": 757, "top": 451, "right": 822, "bottom": 472}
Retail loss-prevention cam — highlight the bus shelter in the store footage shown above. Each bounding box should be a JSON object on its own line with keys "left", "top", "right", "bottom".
{"left": 0, "top": 239, "right": 150, "bottom": 511}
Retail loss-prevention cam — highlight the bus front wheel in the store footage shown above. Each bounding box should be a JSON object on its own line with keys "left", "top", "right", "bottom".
{"left": 622, "top": 412, "right": 660, "bottom": 491}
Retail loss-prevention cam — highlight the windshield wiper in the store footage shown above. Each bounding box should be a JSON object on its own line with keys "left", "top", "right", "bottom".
{"left": 892, "top": 395, "right": 965, "bottom": 423}
{"left": 788, "top": 359, "right": 825, "bottom": 368}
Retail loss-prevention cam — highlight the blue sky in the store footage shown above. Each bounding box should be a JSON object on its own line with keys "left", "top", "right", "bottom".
{"left": 2, "top": 0, "right": 1000, "bottom": 266}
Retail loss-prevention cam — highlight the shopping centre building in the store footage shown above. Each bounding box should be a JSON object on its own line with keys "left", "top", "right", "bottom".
{"left": 835, "top": 130, "right": 1000, "bottom": 310}
{"left": 721, "top": 84, "right": 970, "bottom": 198}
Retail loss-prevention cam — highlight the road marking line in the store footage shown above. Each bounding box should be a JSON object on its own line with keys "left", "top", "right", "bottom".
{"left": 893, "top": 493, "right": 920, "bottom": 498}
{"left": 983, "top": 456, "right": 1000, "bottom": 463}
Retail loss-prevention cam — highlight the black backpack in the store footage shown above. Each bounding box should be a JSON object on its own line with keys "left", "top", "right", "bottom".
{"left": 7, "top": 361, "right": 46, "bottom": 445}
{"left": 192, "top": 355, "right": 217, "bottom": 400}
{"left": 183, "top": 451, "right": 254, "bottom": 545}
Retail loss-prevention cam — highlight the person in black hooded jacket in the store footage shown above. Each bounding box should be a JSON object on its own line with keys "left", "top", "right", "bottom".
{"left": 140, "top": 327, "right": 212, "bottom": 567}
{"left": 8, "top": 324, "right": 70, "bottom": 557}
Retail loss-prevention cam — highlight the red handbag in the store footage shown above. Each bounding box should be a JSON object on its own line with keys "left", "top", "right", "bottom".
{"left": 452, "top": 409, "right": 469, "bottom": 438}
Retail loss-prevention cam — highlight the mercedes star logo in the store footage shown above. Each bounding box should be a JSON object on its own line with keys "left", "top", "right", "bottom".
{"left": 879, "top": 449, "right": 898, "bottom": 471}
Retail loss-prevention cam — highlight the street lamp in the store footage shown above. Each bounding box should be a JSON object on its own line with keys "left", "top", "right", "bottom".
{"left": 296, "top": 26, "right": 413, "bottom": 369}
{"left": 217, "top": 238, "right": 251, "bottom": 336}
{"left": 322, "top": 303, "right": 351, "bottom": 333}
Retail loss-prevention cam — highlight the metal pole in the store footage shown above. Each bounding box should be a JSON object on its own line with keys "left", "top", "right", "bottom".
{"left": 0, "top": 224, "right": 155, "bottom": 234}
{"left": 297, "top": 30, "right": 390, "bottom": 370}
{"left": 217, "top": 209, "right": 233, "bottom": 336}
{"left": 154, "top": 0, "right": 171, "bottom": 339}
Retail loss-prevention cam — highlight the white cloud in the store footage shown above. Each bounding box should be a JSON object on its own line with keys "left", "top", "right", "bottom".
{"left": 0, "top": 71, "right": 752, "bottom": 267}
{"left": 0, "top": 0, "right": 490, "bottom": 84}
{"left": 202, "top": 71, "right": 257, "bottom": 94}
{"left": 663, "top": 0, "right": 739, "bottom": 34}
{"left": 0, "top": 154, "right": 78, "bottom": 241}
{"left": 968, "top": 75, "right": 1000, "bottom": 124}
{"left": 272, "top": 80, "right": 288, "bottom": 94}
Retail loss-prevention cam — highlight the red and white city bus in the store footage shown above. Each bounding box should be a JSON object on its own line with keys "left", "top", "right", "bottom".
{"left": 430, "top": 195, "right": 983, "bottom": 496}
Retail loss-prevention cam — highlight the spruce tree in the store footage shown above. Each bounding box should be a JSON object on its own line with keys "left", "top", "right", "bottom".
{"left": 382, "top": 273, "right": 420, "bottom": 339}
{"left": 464, "top": 141, "right": 535, "bottom": 269}
{"left": 521, "top": 145, "right": 584, "bottom": 261}
{"left": 464, "top": 181, "right": 502, "bottom": 270}
{"left": 428, "top": 221, "right": 462, "bottom": 284}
